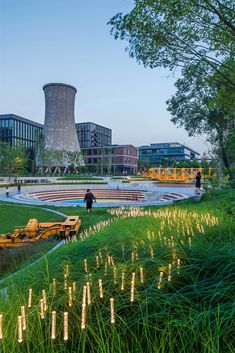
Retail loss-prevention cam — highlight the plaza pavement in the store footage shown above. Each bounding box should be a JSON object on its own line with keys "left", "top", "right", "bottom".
{"left": 0, "top": 178, "right": 195, "bottom": 208}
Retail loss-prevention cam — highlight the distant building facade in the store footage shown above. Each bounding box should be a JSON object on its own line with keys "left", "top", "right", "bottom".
{"left": 139, "top": 142, "right": 200, "bottom": 166}
{"left": 76, "top": 122, "right": 112, "bottom": 148}
{"left": 82, "top": 144, "right": 138, "bottom": 175}
{"left": 0, "top": 114, "right": 43, "bottom": 149}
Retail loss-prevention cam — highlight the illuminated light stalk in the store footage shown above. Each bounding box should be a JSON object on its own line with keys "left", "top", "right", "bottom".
{"left": 81, "top": 304, "right": 86, "bottom": 330}
{"left": 99, "top": 279, "right": 104, "bottom": 298}
{"left": 64, "top": 265, "right": 69, "bottom": 277}
{"left": 157, "top": 271, "right": 163, "bottom": 289}
{"left": 28, "top": 288, "right": 32, "bottom": 309}
{"left": 68, "top": 286, "right": 73, "bottom": 307}
{"left": 131, "top": 251, "right": 135, "bottom": 264}
{"left": 122, "top": 245, "right": 125, "bottom": 257}
{"left": 64, "top": 275, "right": 68, "bottom": 290}
{"left": 40, "top": 299, "right": 45, "bottom": 319}
{"left": 89, "top": 273, "right": 92, "bottom": 286}
{"left": 82, "top": 286, "right": 87, "bottom": 305}
{"left": 110, "top": 298, "right": 115, "bottom": 324}
{"left": 63, "top": 312, "right": 68, "bottom": 341}
{"left": 99, "top": 251, "right": 103, "bottom": 263}
{"left": 136, "top": 249, "right": 139, "bottom": 260}
{"left": 84, "top": 259, "right": 88, "bottom": 273}
{"left": 52, "top": 278, "right": 56, "bottom": 296}
{"left": 18, "top": 316, "right": 23, "bottom": 343}
{"left": 140, "top": 266, "right": 144, "bottom": 284}
{"left": 110, "top": 256, "right": 114, "bottom": 266}
{"left": 107, "top": 256, "right": 111, "bottom": 266}
{"left": 150, "top": 246, "right": 154, "bottom": 259}
{"left": 42, "top": 289, "right": 47, "bottom": 311}
{"left": 121, "top": 272, "right": 125, "bottom": 291}
{"left": 86, "top": 282, "right": 91, "bottom": 305}
{"left": 177, "top": 259, "right": 181, "bottom": 274}
{"left": 130, "top": 272, "right": 136, "bottom": 302}
{"left": 72, "top": 281, "right": 76, "bottom": 300}
{"left": 51, "top": 311, "right": 56, "bottom": 340}
{"left": 21, "top": 306, "right": 26, "bottom": 331}
{"left": 104, "top": 261, "right": 108, "bottom": 275}
{"left": 168, "top": 264, "right": 172, "bottom": 282}
{"left": 0, "top": 314, "right": 3, "bottom": 340}
{"left": 96, "top": 255, "right": 99, "bottom": 268}
{"left": 113, "top": 266, "right": 117, "bottom": 285}
{"left": 189, "top": 237, "right": 192, "bottom": 248}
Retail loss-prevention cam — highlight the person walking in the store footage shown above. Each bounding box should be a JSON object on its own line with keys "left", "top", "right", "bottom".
{"left": 195, "top": 171, "right": 201, "bottom": 191}
{"left": 6, "top": 186, "right": 9, "bottom": 198}
{"left": 84, "top": 189, "right": 96, "bottom": 213}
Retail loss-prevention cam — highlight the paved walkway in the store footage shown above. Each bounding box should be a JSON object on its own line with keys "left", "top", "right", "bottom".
{"left": 0, "top": 179, "right": 195, "bottom": 207}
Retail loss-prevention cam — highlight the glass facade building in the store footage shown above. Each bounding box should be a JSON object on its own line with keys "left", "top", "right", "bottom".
{"left": 0, "top": 114, "right": 43, "bottom": 148}
{"left": 75, "top": 122, "right": 112, "bottom": 148}
{"left": 139, "top": 142, "right": 199, "bottom": 165}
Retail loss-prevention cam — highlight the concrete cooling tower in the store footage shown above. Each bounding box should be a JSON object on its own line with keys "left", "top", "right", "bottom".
{"left": 43, "top": 83, "right": 81, "bottom": 153}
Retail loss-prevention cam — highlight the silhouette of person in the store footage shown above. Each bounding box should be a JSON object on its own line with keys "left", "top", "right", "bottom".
{"left": 84, "top": 189, "right": 96, "bottom": 213}
{"left": 195, "top": 171, "right": 201, "bottom": 191}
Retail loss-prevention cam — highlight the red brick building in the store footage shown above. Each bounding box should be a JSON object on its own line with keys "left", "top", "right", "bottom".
{"left": 82, "top": 144, "right": 138, "bottom": 175}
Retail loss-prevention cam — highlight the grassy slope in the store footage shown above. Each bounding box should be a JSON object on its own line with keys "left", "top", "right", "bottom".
{"left": 0, "top": 204, "right": 112, "bottom": 277}
{"left": 0, "top": 190, "right": 234, "bottom": 353}
{"left": 0, "top": 203, "right": 64, "bottom": 233}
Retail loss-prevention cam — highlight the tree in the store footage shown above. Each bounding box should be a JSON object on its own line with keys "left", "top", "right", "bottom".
{"left": 66, "top": 151, "right": 84, "bottom": 173}
{"left": 34, "top": 131, "right": 46, "bottom": 173}
{"left": 0, "top": 142, "right": 27, "bottom": 181}
{"left": 109, "top": 0, "right": 235, "bottom": 88}
{"left": 109, "top": 1, "right": 235, "bottom": 178}
{"left": 166, "top": 61, "right": 235, "bottom": 179}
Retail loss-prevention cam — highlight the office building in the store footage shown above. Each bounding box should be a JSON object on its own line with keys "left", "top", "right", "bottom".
{"left": 76, "top": 122, "right": 112, "bottom": 148}
{"left": 82, "top": 144, "right": 138, "bottom": 175}
{"left": 0, "top": 114, "right": 43, "bottom": 149}
{"left": 139, "top": 142, "right": 200, "bottom": 166}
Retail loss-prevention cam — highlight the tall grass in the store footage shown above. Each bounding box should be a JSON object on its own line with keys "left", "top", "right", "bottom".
{"left": 0, "top": 190, "right": 234, "bottom": 353}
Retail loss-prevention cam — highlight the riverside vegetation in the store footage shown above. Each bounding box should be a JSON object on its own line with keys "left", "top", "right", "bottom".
{"left": 0, "top": 190, "right": 234, "bottom": 353}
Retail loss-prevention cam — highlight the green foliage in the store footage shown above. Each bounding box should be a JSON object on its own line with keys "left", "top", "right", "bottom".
{"left": 166, "top": 61, "right": 235, "bottom": 178}
{"left": 109, "top": 0, "right": 235, "bottom": 86}
{"left": 109, "top": 1, "right": 235, "bottom": 179}
{"left": 0, "top": 142, "right": 27, "bottom": 180}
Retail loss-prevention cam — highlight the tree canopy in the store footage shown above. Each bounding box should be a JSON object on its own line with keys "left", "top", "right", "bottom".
{"left": 109, "top": 0, "right": 235, "bottom": 178}
{"left": 109, "top": 0, "right": 235, "bottom": 87}
{"left": 0, "top": 142, "right": 27, "bottom": 180}
{"left": 166, "top": 60, "right": 235, "bottom": 178}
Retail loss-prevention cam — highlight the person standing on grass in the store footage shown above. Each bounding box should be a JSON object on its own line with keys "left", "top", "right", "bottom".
{"left": 195, "top": 171, "right": 201, "bottom": 192}
{"left": 84, "top": 189, "right": 96, "bottom": 213}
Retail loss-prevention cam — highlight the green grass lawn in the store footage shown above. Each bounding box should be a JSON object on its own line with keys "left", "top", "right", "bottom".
{"left": 0, "top": 190, "right": 234, "bottom": 353}
{"left": 0, "top": 203, "right": 65, "bottom": 234}
{"left": 0, "top": 203, "right": 112, "bottom": 277}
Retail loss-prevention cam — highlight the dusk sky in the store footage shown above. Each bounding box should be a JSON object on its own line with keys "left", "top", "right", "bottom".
{"left": 0, "top": 0, "right": 208, "bottom": 155}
